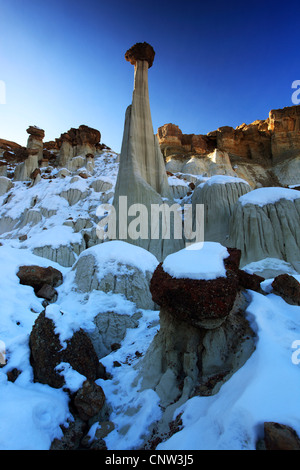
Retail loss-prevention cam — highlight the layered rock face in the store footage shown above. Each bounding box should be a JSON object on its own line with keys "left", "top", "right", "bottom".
{"left": 112, "top": 43, "right": 184, "bottom": 260}
{"left": 72, "top": 241, "right": 158, "bottom": 310}
{"left": 269, "top": 106, "right": 300, "bottom": 163}
{"left": 192, "top": 176, "right": 251, "bottom": 245}
{"left": 229, "top": 187, "right": 300, "bottom": 272}
{"left": 57, "top": 125, "right": 101, "bottom": 169}
{"left": 158, "top": 105, "right": 300, "bottom": 189}
{"left": 158, "top": 119, "right": 272, "bottom": 162}
{"left": 14, "top": 140, "right": 40, "bottom": 181}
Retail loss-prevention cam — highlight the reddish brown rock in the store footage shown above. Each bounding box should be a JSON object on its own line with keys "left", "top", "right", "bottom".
{"left": 30, "top": 168, "right": 41, "bottom": 180}
{"left": 73, "top": 380, "right": 105, "bottom": 421}
{"left": 272, "top": 274, "right": 300, "bottom": 306}
{"left": 224, "top": 247, "right": 241, "bottom": 271}
{"left": 264, "top": 422, "right": 300, "bottom": 450}
{"left": 56, "top": 125, "right": 101, "bottom": 148}
{"left": 50, "top": 418, "right": 86, "bottom": 450}
{"left": 216, "top": 121, "right": 272, "bottom": 162}
{"left": 78, "top": 172, "right": 89, "bottom": 179}
{"left": 43, "top": 140, "right": 59, "bottom": 151}
{"left": 157, "top": 124, "right": 216, "bottom": 156}
{"left": 150, "top": 249, "right": 240, "bottom": 329}
{"left": 0, "top": 138, "right": 23, "bottom": 152}
{"left": 35, "top": 283, "right": 57, "bottom": 302}
{"left": 238, "top": 269, "right": 264, "bottom": 292}
{"left": 26, "top": 126, "right": 45, "bottom": 140}
{"left": 268, "top": 106, "right": 300, "bottom": 163}
{"left": 29, "top": 311, "right": 103, "bottom": 388}
{"left": 125, "top": 42, "right": 155, "bottom": 68}
{"left": 17, "top": 265, "right": 63, "bottom": 293}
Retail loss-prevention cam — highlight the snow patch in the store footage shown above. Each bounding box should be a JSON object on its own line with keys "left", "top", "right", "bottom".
{"left": 78, "top": 241, "right": 159, "bottom": 277}
{"left": 162, "top": 241, "right": 228, "bottom": 280}
{"left": 199, "top": 174, "right": 250, "bottom": 187}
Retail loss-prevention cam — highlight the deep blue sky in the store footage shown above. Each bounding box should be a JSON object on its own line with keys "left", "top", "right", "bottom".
{"left": 1, "top": 0, "right": 299, "bottom": 152}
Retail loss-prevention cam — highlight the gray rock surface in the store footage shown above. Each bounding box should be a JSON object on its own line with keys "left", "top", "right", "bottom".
{"left": 192, "top": 177, "right": 251, "bottom": 245}
{"left": 229, "top": 192, "right": 300, "bottom": 272}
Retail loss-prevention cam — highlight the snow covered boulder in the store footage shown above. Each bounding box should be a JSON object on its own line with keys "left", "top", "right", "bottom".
{"left": 271, "top": 274, "right": 300, "bottom": 306}
{"left": 29, "top": 307, "right": 104, "bottom": 389}
{"left": 192, "top": 175, "right": 251, "bottom": 246}
{"left": 24, "top": 226, "right": 86, "bottom": 267}
{"left": 229, "top": 187, "right": 300, "bottom": 272}
{"left": 151, "top": 242, "right": 240, "bottom": 329}
{"left": 72, "top": 241, "right": 159, "bottom": 310}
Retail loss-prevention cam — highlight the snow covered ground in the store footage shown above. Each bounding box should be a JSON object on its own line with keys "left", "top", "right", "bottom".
{"left": 0, "top": 151, "right": 300, "bottom": 450}
{"left": 0, "top": 241, "right": 300, "bottom": 450}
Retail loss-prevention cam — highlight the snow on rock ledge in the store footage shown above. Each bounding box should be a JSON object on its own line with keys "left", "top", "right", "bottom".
{"left": 238, "top": 186, "right": 300, "bottom": 207}
{"left": 24, "top": 225, "right": 85, "bottom": 267}
{"left": 72, "top": 241, "right": 159, "bottom": 309}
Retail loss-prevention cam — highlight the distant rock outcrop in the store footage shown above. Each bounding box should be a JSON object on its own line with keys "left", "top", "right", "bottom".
{"left": 158, "top": 105, "right": 300, "bottom": 189}
{"left": 269, "top": 106, "right": 300, "bottom": 163}
{"left": 26, "top": 126, "right": 45, "bottom": 162}
{"left": 271, "top": 273, "right": 300, "bottom": 306}
{"left": 57, "top": 125, "right": 101, "bottom": 168}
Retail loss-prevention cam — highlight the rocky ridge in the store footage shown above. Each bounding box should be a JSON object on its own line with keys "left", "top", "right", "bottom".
{"left": 158, "top": 105, "right": 300, "bottom": 188}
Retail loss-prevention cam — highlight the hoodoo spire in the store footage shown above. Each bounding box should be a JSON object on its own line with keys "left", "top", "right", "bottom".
{"left": 112, "top": 43, "right": 184, "bottom": 260}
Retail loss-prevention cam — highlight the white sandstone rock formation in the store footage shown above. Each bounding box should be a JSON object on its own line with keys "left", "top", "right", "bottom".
{"left": 88, "top": 310, "right": 142, "bottom": 359}
{"left": 136, "top": 242, "right": 255, "bottom": 435}
{"left": 57, "top": 125, "right": 101, "bottom": 168}
{"left": 112, "top": 43, "right": 184, "bottom": 261}
{"left": 14, "top": 150, "right": 39, "bottom": 182}
{"left": 192, "top": 175, "right": 251, "bottom": 246}
{"left": 72, "top": 240, "right": 159, "bottom": 310}
{"left": 229, "top": 187, "right": 300, "bottom": 272}
{"left": 0, "top": 176, "right": 13, "bottom": 197}
{"left": 272, "top": 156, "right": 300, "bottom": 187}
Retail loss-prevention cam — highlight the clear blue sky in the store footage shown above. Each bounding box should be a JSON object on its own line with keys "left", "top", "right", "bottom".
{"left": 1, "top": 0, "right": 299, "bottom": 152}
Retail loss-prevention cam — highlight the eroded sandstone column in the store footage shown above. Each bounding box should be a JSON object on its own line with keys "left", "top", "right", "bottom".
{"left": 26, "top": 125, "right": 45, "bottom": 162}
{"left": 112, "top": 42, "right": 184, "bottom": 260}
